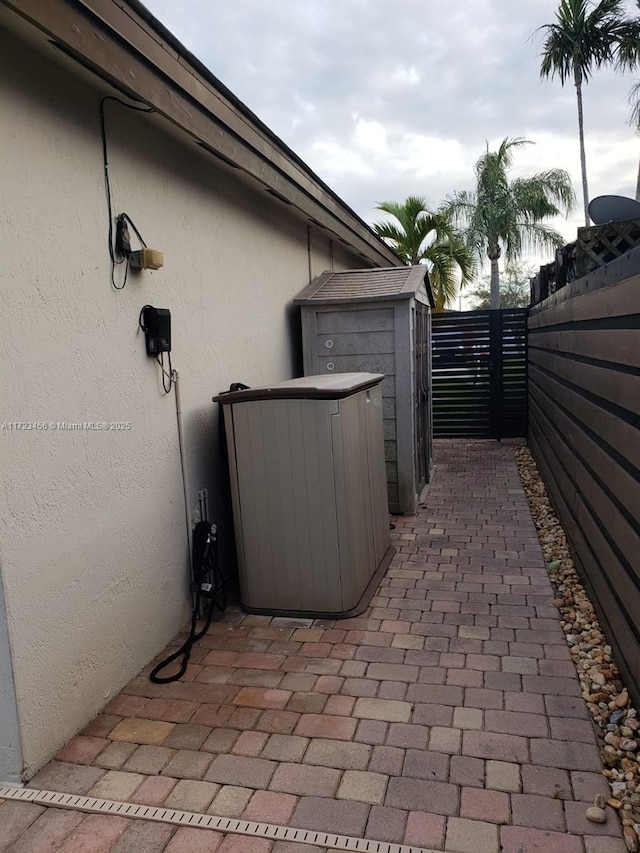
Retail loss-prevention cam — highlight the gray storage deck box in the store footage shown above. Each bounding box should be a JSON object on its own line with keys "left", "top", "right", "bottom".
{"left": 295, "top": 266, "right": 433, "bottom": 514}
{"left": 213, "top": 373, "right": 393, "bottom": 618}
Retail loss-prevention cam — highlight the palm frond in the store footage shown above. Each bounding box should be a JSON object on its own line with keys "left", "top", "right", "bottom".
{"left": 443, "top": 193, "right": 486, "bottom": 267}
{"left": 538, "top": 0, "right": 633, "bottom": 83}
{"left": 511, "top": 171, "right": 576, "bottom": 222}
{"left": 372, "top": 220, "right": 411, "bottom": 253}
{"left": 496, "top": 137, "right": 532, "bottom": 170}
{"left": 629, "top": 79, "right": 640, "bottom": 131}
{"left": 447, "top": 136, "right": 575, "bottom": 304}
{"left": 514, "top": 222, "right": 566, "bottom": 256}
{"left": 615, "top": 18, "right": 640, "bottom": 70}
{"left": 373, "top": 196, "right": 476, "bottom": 308}
{"left": 374, "top": 196, "right": 441, "bottom": 265}
{"left": 442, "top": 192, "right": 477, "bottom": 221}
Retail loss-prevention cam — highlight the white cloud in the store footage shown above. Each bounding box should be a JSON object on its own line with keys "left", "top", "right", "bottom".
{"left": 390, "top": 66, "right": 421, "bottom": 86}
{"left": 395, "top": 135, "right": 469, "bottom": 180}
{"left": 309, "top": 140, "right": 376, "bottom": 178}
{"left": 354, "top": 119, "right": 388, "bottom": 153}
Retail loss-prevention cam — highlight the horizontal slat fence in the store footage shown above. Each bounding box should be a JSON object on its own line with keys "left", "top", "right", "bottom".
{"left": 432, "top": 309, "right": 527, "bottom": 439}
{"left": 432, "top": 311, "right": 491, "bottom": 437}
{"left": 500, "top": 309, "right": 529, "bottom": 439}
{"left": 528, "top": 255, "right": 640, "bottom": 705}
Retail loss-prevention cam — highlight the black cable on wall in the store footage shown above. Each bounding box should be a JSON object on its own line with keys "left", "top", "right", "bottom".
{"left": 99, "top": 97, "right": 154, "bottom": 289}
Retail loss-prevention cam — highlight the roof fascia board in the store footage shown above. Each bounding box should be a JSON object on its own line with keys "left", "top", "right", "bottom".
{"left": 2, "top": 0, "right": 402, "bottom": 268}
{"left": 407, "top": 265, "right": 434, "bottom": 307}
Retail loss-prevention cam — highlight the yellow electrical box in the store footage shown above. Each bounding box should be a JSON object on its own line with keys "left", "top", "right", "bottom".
{"left": 131, "top": 248, "right": 164, "bottom": 270}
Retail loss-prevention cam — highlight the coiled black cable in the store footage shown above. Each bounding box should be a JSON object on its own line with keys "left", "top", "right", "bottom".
{"left": 149, "top": 520, "right": 227, "bottom": 684}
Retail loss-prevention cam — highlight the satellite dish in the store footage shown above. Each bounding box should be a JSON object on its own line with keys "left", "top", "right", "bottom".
{"left": 588, "top": 195, "right": 640, "bottom": 225}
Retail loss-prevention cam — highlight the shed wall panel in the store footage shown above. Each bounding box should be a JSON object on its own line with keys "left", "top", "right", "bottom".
{"left": 316, "top": 331, "right": 395, "bottom": 356}
{"left": 316, "top": 308, "right": 396, "bottom": 333}
{"left": 300, "top": 295, "right": 431, "bottom": 514}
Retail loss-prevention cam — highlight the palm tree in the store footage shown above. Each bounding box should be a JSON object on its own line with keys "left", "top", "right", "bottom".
{"left": 470, "top": 263, "right": 535, "bottom": 310}
{"left": 631, "top": 82, "right": 640, "bottom": 130}
{"left": 373, "top": 196, "right": 476, "bottom": 310}
{"left": 628, "top": 80, "right": 640, "bottom": 199}
{"left": 447, "top": 137, "right": 576, "bottom": 309}
{"left": 622, "top": 2, "right": 640, "bottom": 200}
{"left": 539, "top": 0, "right": 640, "bottom": 224}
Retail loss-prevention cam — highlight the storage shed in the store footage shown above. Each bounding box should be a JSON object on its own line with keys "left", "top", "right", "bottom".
{"left": 295, "top": 266, "right": 434, "bottom": 514}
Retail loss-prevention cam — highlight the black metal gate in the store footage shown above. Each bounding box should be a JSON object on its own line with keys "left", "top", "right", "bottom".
{"left": 431, "top": 309, "right": 528, "bottom": 439}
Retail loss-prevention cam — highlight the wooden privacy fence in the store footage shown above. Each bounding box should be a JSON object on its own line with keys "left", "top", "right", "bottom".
{"left": 528, "top": 250, "right": 640, "bottom": 704}
{"left": 431, "top": 309, "right": 528, "bottom": 439}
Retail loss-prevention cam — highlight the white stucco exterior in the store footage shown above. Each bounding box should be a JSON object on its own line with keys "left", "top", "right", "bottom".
{"left": 0, "top": 22, "right": 380, "bottom": 780}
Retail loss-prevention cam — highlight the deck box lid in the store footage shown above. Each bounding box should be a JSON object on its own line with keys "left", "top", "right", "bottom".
{"left": 213, "top": 372, "right": 383, "bottom": 404}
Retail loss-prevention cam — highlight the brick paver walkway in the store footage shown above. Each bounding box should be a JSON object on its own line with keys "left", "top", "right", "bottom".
{"left": 0, "top": 440, "right": 623, "bottom": 853}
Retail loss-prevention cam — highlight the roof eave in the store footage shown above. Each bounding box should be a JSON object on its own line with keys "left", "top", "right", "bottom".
{"left": 2, "top": 0, "right": 403, "bottom": 268}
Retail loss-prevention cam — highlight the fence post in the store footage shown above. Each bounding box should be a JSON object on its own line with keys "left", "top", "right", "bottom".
{"left": 489, "top": 311, "right": 503, "bottom": 441}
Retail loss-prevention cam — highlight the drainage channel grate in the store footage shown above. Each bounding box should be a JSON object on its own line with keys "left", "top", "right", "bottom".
{"left": 0, "top": 785, "right": 437, "bottom": 853}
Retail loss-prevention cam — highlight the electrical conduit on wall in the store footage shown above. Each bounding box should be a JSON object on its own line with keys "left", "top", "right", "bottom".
{"left": 172, "top": 369, "right": 193, "bottom": 576}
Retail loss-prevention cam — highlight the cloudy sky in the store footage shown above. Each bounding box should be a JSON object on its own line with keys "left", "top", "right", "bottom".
{"left": 145, "top": 0, "right": 639, "bottom": 277}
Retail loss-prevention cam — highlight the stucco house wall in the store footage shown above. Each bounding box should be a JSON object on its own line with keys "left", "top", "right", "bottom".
{"left": 0, "top": 10, "right": 398, "bottom": 781}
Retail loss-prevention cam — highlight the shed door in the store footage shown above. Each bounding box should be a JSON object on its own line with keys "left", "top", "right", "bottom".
{"left": 414, "top": 301, "right": 431, "bottom": 492}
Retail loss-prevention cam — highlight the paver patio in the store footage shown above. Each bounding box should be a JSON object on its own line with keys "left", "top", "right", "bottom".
{"left": 0, "top": 440, "right": 624, "bottom": 852}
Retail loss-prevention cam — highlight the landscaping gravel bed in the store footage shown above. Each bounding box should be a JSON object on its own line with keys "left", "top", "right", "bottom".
{"left": 514, "top": 446, "right": 640, "bottom": 852}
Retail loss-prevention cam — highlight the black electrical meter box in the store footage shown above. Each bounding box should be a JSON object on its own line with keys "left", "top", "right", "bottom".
{"left": 140, "top": 305, "right": 171, "bottom": 355}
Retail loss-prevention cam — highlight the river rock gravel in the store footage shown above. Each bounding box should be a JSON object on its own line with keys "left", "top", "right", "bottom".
{"left": 514, "top": 446, "right": 640, "bottom": 851}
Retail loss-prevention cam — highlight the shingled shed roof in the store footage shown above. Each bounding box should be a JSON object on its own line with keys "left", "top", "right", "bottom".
{"left": 294, "top": 266, "right": 433, "bottom": 307}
